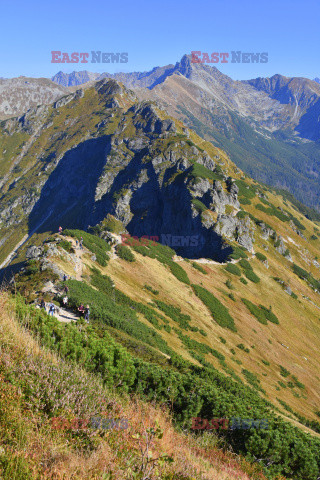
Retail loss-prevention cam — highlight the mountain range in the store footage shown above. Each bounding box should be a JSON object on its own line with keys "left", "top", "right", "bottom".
{"left": 1, "top": 57, "right": 320, "bottom": 210}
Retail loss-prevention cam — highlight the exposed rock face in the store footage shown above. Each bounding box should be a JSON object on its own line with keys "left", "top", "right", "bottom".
{"left": 284, "top": 285, "right": 292, "bottom": 295}
{"left": 259, "top": 222, "right": 275, "bottom": 240}
{"left": 214, "top": 215, "right": 254, "bottom": 252}
{"left": 275, "top": 236, "right": 287, "bottom": 255}
{"left": 26, "top": 246, "right": 43, "bottom": 259}
{"left": 207, "top": 181, "right": 240, "bottom": 214}
{"left": 275, "top": 235, "right": 292, "bottom": 261}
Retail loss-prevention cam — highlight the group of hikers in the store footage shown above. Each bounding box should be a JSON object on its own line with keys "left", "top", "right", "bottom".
{"left": 38, "top": 268, "right": 90, "bottom": 323}
{"left": 36, "top": 227, "right": 90, "bottom": 320}
{"left": 39, "top": 297, "right": 90, "bottom": 323}
{"left": 59, "top": 226, "right": 84, "bottom": 250}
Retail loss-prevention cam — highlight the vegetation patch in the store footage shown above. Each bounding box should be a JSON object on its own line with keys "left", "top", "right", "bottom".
{"left": 244, "top": 270, "right": 260, "bottom": 283}
{"left": 116, "top": 244, "right": 135, "bottom": 262}
{"left": 153, "top": 300, "right": 191, "bottom": 331}
{"left": 192, "top": 262, "right": 207, "bottom": 274}
{"left": 191, "top": 198, "right": 207, "bottom": 213}
{"left": 228, "top": 246, "right": 248, "bottom": 260}
{"left": 241, "top": 369, "right": 264, "bottom": 393}
{"left": 255, "top": 252, "right": 267, "bottom": 262}
{"left": 192, "top": 284, "right": 237, "bottom": 332}
{"left": 225, "top": 263, "right": 241, "bottom": 276}
{"left": 241, "top": 299, "right": 279, "bottom": 325}
{"left": 292, "top": 263, "right": 320, "bottom": 291}
{"left": 237, "top": 343, "right": 250, "bottom": 353}
{"left": 59, "top": 239, "right": 75, "bottom": 253}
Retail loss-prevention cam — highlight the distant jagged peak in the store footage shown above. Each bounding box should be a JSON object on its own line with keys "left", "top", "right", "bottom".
{"left": 52, "top": 70, "right": 100, "bottom": 87}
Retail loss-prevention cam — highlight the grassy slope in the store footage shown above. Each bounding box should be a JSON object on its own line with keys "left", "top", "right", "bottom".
{"left": 94, "top": 239, "right": 320, "bottom": 423}
{"left": 15, "top": 226, "right": 319, "bottom": 430}
{"left": 0, "top": 291, "right": 268, "bottom": 480}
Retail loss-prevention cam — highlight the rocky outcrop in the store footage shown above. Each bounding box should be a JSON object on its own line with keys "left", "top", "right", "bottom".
{"left": 259, "top": 222, "right": 275, "bottom": 240}
{"left": 214, "top": 215, "right": 254, "bottom": 252}
{"left": 274, "top": 235, "right": 292, "bottom": 261}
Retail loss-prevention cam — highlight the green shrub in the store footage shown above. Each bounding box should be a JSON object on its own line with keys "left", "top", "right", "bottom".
{"left": 225, "top": 263, "right": 241, "bottom": 276}
{"left": 239, "top": 259, "right": 252, "bottom": 271}
{"left": 235, "top": 180, "right": 256, "bottom": 199}
{"left": 219, "top": 337, "right": 227, "bottom": 344}
{"left": 168, "top": 261, "right": 190, "bottom": 285}
{"left": 291, "top": 375, "right": 305, "bottom": 390}
{"left": 278, "top": 381, "right": 287, "bottom": 388}
{"left": 226, "top": 279, "right": 234, "bottom": 289}
{"left": 239, "top": 198, "right": 252, "bottom": 205}
{"left": 259, "top": 305, "right": 279, "bottom": 324}
{"left": 237, "top": 343, "right": 250, "bottom": 353}
{"left": 240, "top": 277, "right": 248, "bottom": 285}
{"left": 292, "top": 263, "right": 320, "bottom": 291}
{"left": 192, "top": 284, "right": 237, "bottom": 332}
{"left": 236, "top": 210, "right": 247, "bottom": 219}
{"left": 116, "top": 244, "right": 135, "bottom": 262}
{"left": 241, "top": 298, "right": 279, "bottom": 325}
{"left": 192, "top": 262, "right": 207, "bottom": 274}
{"left": 144, "top": 284, "right": 159, "bottom": 295}
{"left": 242, "top": 369, "right": 263, "bottom": 391}
{"left": 280, "top": 365, "right": 291, "bottom": 378}
{"left": 59, "top": 239, "right": 75, "bottom": 253}
{"left": 228, "top": 246, "right": 248, "bottom": 260}
{"left": 255, "top": 203, "right": 290, "bottom": 223}
{"left": 261, "top": 359, "right": 270, "bottom": 366}
{"left": 245, "top": 270, "right": 260, "bottom": 283}
{"left": 154, "top": 300, "right": 191, "bottom": 330}
{"left": 255, "top": 252, "right": 267, "bottom": 262}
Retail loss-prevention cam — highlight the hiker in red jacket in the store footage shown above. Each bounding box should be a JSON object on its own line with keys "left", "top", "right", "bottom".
{"left": 78, "top": 304, "right": 85, "bottom": 317}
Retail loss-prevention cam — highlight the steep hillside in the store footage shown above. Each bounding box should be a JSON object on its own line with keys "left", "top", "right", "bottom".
{"left": 3, "top": 217, "right": 320, "bottom": 478}
{"left": 0, "top": 292, "right": 267, "bottom": 480}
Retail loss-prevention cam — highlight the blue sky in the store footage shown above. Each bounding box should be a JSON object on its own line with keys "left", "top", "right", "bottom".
{"left": 1, "top": 0, "right": 319, "bottom": 80}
